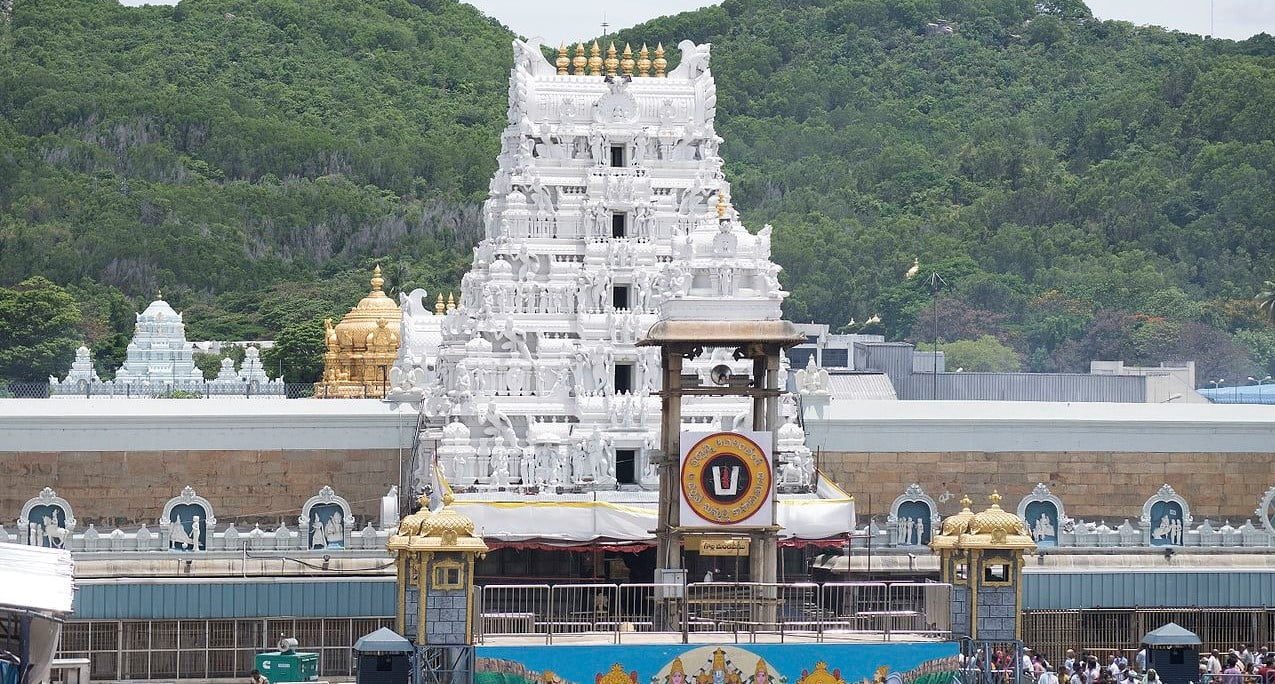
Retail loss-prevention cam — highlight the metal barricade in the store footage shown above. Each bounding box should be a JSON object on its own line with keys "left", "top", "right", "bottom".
{"left": 821, "top": 582, "right": 891, "bottom": 636}
{"left": 888, "top": 582, "right": 952, "bottom": 638}
{"left": 477, "top": 585, "right": 550, "bottom": 642}
{"left": 548, "top": 584, "right": 618, "bottom": 639}
{"left": 613, "top": 583, "right": 682, "bottom": 641}
{"left": 686, "top": 582, "right": 758, "bottom": 637}
{"left": 771, "top": 582, "right": 822, "bottom": 641}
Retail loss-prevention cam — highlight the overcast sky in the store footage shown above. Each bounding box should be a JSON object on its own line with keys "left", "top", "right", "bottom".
{"left": 115, "top": 0, "right": 1275, "bottom": 43}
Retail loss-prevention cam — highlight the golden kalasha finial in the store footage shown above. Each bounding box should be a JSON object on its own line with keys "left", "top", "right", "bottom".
{"left": 604, "top": 41, "right": 619, "bottom": 76}
{"left": 989, "top": 490, "right": 1002, "bottom": 506}
{"left": 370, "top": 264, "right": 384, "bottom": 292}
{"left": 653, "top": 43, "right": 667, "bottom": 77}
{"left": 716, "top": 192, "right": 728, "bottom": 218}
{"left": 621, "top": 43, "right": 635, "bottom": 76}
{"left": 573, "top": 43, "right": 587, "bottom": 75}
{"left": 156, "top": 288, "right": 163, "bottom": 300}
{"left": 556, "top": 43, "right": 569, "bottom": 75}
{"left": 588, "top": 41, "right": 603, "bottom": 76}
{"left": 446, "top": 292, "right": 456, "bottom": 311}
{"left": 637, "top": 44, "right": 651, "bottom": 76}
{"left": 434, "top": 293, "right": 445, "bottom": 315}
{"left": 960, "top": 495, "right": 972, "bottom": 509}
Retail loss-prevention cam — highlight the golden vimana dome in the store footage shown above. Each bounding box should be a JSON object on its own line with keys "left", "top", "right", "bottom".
{"left": 316, "top": 264, "right": 401, "bottom": 398}
{"left": 942, "top": 496, "right": 976, "bottom": 536}
{"left": 388, "top": 493, "right": 488, "bottom": 553}
{"left": 968, "top": 491, "right": 1031, "bottom": 540}
{"left": 931, "top": 491, "right": 1035, "bottom": 550}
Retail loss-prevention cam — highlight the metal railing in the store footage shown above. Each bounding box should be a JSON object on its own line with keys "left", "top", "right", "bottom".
{"left": 474, "top": 581, "right": 951, "bottom": 644}
{"left": 1022, "top": 607, "right": 1275, "bottom": 666}
{"left": 0, "top": 381, "right": 377, "bottom": 399}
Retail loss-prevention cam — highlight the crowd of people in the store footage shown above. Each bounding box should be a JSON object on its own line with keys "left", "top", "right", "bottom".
{"left": 966, "top": 644, "right": 1275, "bottom": 684}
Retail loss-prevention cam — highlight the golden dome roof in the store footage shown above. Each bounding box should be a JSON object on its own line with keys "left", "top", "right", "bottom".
{"left": 930, "top": 495, "right": 974, "bottom": 551}
{"left": 387, "top": 493, "right": 488, "bottom": 554}
{"left": 968, "top": 491, "right": 1028, "bottom": 540}
{"left": 421, "top": 494, "right": 476, "bottom": 540}
{"left": 329, "top": 265, "right": 401, "bottom": 351}
{"left": 957, "top": 491, "right": 1036, "bottom": 550}
{"left": 942, "top": 496, "right": 976, "bottom": 536}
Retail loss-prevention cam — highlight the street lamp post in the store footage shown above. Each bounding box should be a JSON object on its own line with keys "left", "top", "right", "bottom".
{"left": 926, "top": 271, "right": 947, "bottom": 400}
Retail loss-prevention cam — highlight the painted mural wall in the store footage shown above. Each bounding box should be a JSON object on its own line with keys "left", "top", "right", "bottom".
{"left": 476, "top": 643, "right": 960, "bottom": 684}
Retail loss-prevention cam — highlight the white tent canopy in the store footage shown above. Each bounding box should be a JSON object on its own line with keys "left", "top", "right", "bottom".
{"left": 0, "top": 544, "right": 74, "bottom": 615}
{"left": 452, "top": 477, "right": 855, "bottom": 546}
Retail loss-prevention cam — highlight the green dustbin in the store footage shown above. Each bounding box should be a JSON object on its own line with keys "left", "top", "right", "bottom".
{"left": 254, "top": 650, "right": 319, "bottom": 682}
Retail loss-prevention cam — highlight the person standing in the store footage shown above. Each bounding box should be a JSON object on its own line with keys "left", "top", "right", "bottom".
{"left": 1040, "top": 666, "right": 1060, "bottom": 684}
{"left": 1221, "top": 657, "right": 1243, "bottom": 684}
{"left": 1208, "top": 650, "right": 1224, "bottom": 681}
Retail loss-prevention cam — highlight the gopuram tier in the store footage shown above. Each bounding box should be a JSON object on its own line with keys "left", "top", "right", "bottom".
{"left": 388, "top": 40, "right": 813, "bottom": 495}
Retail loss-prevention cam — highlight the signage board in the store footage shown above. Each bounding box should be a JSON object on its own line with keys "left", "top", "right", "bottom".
{"left": 679, "top": 430, "right": 774, "bottom": 528}
{"left": 698, "top": 537, "right": 751, "bottom": 556}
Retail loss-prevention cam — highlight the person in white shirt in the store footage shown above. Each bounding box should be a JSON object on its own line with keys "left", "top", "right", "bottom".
{"left": 1208, "top": 650, "right": 1224, "bottom": 679}
{"left": 1040, "top": 667, "right": 1060, "bottom": 684}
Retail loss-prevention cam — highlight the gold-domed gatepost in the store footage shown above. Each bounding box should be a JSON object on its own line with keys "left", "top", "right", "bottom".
{"left": 314, "top": 265, "right": 402, "bottom": 398}
{"left": 388, "top": 493, "right": 487, "bottom": 682}
{"left": 931, "top": 492, "right": 1035, "bottom": 672}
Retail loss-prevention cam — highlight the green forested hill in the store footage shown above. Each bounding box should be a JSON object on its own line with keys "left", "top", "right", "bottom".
{"left": 3, "top": 0, "right": 1275, "bottom": 383}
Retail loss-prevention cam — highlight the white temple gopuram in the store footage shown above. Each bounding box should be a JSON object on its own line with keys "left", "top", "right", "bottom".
{"left": 51, "top": 294, "right": 283, "bottom": 397}
{"left": 387, "top": 39, "right": 849, "bottom": 543}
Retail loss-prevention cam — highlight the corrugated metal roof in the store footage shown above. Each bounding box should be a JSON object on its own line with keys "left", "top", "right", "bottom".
{"left": 901, "top": 372, "right": 1145, "bottom": 402}
{"left": 827, "top": 373, "right": 898, "bottom": 400}
{"left": 1023, "top": 570, "right": 1275, "bottom": 610}
{"left": 74, "top": 578, "right": 394, "bottom": 619}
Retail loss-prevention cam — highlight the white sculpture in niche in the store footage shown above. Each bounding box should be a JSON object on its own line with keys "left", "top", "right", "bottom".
{"left": 160, "top": 486, "right": 216, "bottom": 552}
{"left": 300, "top": 485, "right": 353, "bottom": 550}
{"left": 19, "top": 487, "right": 77, "bottom": 549}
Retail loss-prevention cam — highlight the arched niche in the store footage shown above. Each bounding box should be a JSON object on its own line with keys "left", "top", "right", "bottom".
{"left": 18, "top": 487, "right": 76, "bottom": 548}
{"left": 1017, "top": 483, "right": 1067, "bottom": 548}
{"left": 1141, "top": 483, "right": 1191, "bottom": 547}
{"left": 299, "top": 485, "right": 353, "bottom": 550}
{"left": 888, "top": 483, "right": 940, "bottom": 547}
{"left": 160, "top": 486, "right": 217, "bottom": 551}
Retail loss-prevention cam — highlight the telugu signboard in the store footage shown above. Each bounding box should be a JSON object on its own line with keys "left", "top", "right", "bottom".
{"left": 679, "top": 430, "right": 775, "bottom": 529}
{"left": 698, "top": 538, "right": 751, "bottom": 556}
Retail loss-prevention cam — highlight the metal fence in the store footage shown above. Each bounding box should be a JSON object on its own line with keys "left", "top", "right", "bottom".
{"left": 474, "top": 581, "right": 951, "bottom": 644}
{"left": 0, "top": 381, "right": 364, "bottom": 399}
{"left": 55, "top": 617, "right": 394, "bottom": 681}
{"left": 1022, "top": 608, "right": 1275, "bottom": 665}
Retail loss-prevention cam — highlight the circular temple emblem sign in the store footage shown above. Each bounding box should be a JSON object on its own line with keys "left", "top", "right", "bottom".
{"left": 680, "top": 431, "right": 774, "bottom": 527}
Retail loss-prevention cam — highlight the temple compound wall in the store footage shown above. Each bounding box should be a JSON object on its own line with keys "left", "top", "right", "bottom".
{"left": 822, "top": 450, "right": 1274, "bottom": 521}
{"left": 0, "top": 398, "right": 413, "bottom": 525}
{"left": 802, "top": 399, "right": 1275, "bottom": 522}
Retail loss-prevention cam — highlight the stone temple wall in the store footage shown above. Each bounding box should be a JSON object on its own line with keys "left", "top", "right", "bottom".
{"left": 822, "top": 450, "right": 1274, "bottom": 521}
{"left": 0, "top": 448, "right": 399, "bottom": 526}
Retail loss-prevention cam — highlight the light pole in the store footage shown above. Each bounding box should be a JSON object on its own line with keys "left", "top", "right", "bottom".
{"left": 905, "top": 259, "right": 946, "bottom": 400}
{"left": 926, "top": 271, "right": 947, "bottom": 400}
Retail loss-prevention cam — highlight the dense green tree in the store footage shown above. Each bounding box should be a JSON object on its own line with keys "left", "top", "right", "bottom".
{"left": 260, "top": 318, "right": 326, "bottom": 384}
{"left": 2, "top": 0, "right": 1275, "bottom": 387}
{"left": 0, "top": 276, "right": 83, "bottom": 381}
{"left": 938, "top": 336, "right": 1023, "bottom": 372}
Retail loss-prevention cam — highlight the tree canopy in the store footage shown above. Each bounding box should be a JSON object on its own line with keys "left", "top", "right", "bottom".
{"left": 2, "top": 0, "right": 1275, "bottom": 385}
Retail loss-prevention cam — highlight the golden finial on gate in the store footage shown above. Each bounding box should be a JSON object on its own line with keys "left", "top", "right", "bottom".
{"left": 621, "top": 43, "right": 635, "bottom": 76}
{"left": 573, "top": 43, "right": 587, "bottom": 75}
{"left": 588, "top": 41, "right": 603, "bottom": 76}
{"left": 434, "top": 293, "right": 445, "bottom": 315}
{"left": 556, "top": 44, "right": 569, "bottom": 75}
{"left": 637, "top": 44, "right": 651, "bottom": 77}
{"left": 604, "top": 41, "right": 619, "bottom": 76}
{"left": 653, "top": 43, "right": 667, "bottom": 77}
